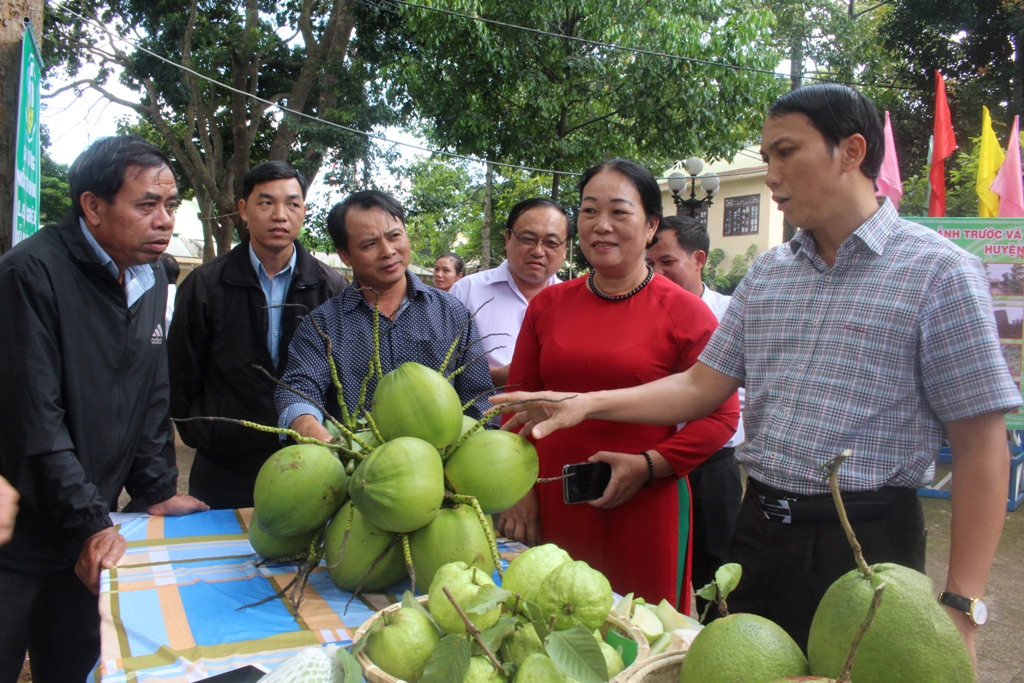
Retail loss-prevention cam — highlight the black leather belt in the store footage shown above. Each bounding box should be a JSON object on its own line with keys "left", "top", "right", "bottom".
{"left": 748, "top": 477, "right": 914, "bottom": 524}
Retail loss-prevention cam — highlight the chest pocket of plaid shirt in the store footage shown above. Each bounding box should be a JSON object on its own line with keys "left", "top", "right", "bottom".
{"left": 830, "top": 310, "right": 920, "bottom": 398}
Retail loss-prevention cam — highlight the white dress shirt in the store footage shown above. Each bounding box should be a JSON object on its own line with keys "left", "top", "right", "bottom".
{"left": 449, "top": 260, "right": 560, "bottom": 369}
{"left": 701, "top": 284, "right": 746, "bottom": 448}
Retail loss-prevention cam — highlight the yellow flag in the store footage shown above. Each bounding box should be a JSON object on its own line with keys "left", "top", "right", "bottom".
{"left": 978, "top": 106, "right": 1005, "bottom": 217}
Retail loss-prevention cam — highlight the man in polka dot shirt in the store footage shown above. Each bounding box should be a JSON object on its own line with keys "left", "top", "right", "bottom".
{"left": 277, "top": 190, "right": 495, "bottom": 441}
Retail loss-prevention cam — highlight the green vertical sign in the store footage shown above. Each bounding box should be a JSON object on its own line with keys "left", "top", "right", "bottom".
{"left": 915, "top": 216, "right": 1024, "bottom": 429}
{"left": 12, "top": 25, "right": 42, "bottom": 246}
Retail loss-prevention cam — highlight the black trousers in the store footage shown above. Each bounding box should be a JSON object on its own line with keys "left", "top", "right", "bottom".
{"left": 188, "top": 451, "right": 259, "bottom": 510}
{"left": 689, "top": 448, "right": 743, "bottom": 617}
{"left": 727, "top": 480, "right": 926, "bottom": 651}
{"left": 0, "top": 565, "right": 100, "bottom": 683}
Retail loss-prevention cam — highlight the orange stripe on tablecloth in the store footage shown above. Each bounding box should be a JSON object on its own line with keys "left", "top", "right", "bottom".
{"left": 156, "top": 584, "right": 196, "bottom": 650}
{"left": 146, "top": 515, "right": 165, "bottom": 540}
{"left": 98, "top": 591, "right": 124, "bottom": 661}
{"left": 294, "top": 574, "right": 349, "bottom": 635}
{"left": 117, "top": 580, "right": 158, "bottom": 592}
{"left": 237, "top": 508, "right": 254, "bottom": 528}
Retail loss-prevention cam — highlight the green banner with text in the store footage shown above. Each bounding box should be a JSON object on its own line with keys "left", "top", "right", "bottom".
{"left": 12, "top": 26, "right": 42, "bottom": 246}
{"left": 914, "top": 217, "right": 1024, "bottom": 429}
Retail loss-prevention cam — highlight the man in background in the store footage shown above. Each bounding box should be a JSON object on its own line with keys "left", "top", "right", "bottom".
{"left": 450, "top": 198, "right": 569, "bottom": 388}
{"left": 169, "top": 161, "right": 346, "bottom": 509}
{"left": 647, "top": 215, "right": 745, "bottom": 616}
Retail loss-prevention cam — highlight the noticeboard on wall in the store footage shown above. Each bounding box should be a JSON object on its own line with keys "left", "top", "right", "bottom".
{"left": 723, "top": 194, "right": 760, "bottom": 236}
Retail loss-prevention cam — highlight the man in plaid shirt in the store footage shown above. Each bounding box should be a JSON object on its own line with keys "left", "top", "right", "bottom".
{"left": 496, "top": 84, "right": 1020, "bottom": 665}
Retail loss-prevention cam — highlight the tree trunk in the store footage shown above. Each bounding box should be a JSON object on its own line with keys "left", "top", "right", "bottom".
{"left": 551, "top": 173, "right": 561, "bottom": 203}
{"left": 0, "top": 1, "right": 43, "bottom": 254}
{"left": 790, "top": 34, "right": 804, "bottom": 91}
{"left": 481, "top": 162, "right": 493, "bottom": 269}
{"left": 197, "top": 187, "right": 216, "bottom": 261}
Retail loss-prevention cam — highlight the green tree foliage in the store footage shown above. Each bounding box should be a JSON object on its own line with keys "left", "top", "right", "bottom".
{"left": 389, "top": 0, "right": 785, "bottom": 201}
{"left": 704, "top": 243, "right": 760, "bottom": 295}
{"left": 40, "top": 152, "right": 71, "bottom": 226}
{"left": 44, "top": 0, "right": 401, "bottom": 259}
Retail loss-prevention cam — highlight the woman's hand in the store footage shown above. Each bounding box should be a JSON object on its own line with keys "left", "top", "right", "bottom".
{"left": 496, "top": 488, "right": 540, "bottom": 546}
{"left": 587, "top": 451, "right": 650, "bottom": 509}
{"left": 490, "top": 391, "right": 589, "bottom": 439}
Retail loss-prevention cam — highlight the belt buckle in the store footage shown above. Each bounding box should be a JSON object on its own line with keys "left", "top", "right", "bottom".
{"left": 758, "top": 495, "right": 794, "bottom": 524}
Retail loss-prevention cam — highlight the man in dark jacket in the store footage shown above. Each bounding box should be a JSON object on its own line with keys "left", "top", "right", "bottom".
{"left": 169, "top": 161, "right": 347, "bottom": 509}
{"left": 0, "top": 136, "right": 209, "bottom": 683}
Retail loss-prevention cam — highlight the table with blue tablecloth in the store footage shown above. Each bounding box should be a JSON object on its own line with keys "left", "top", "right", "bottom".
{"left": 91, "top": 509, "right": 523, "bottom": 682}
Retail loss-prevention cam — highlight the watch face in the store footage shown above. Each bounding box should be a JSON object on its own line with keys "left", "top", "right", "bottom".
{"left": 972, "top": 599, "right": 988, "bottom": 625}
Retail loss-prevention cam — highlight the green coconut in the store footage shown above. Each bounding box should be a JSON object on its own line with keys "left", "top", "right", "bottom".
{"left": 371, "top": 362, "right": 463, "bottom": 450}
{"left": 444, "top": 429, "right": 539, "bottom": 514}
{"left": 409, "top": 505, "right": 496, "bottom": 589}
{"left": 248, "top": 515, "right": 319, "bottom": 560}
{"left": 324, "top": 501, "right": 406, "bottom": 592}
{"left": 348, "top": 437, "right": 445, "bottom": 533}
{"left": 253, "top": 444, "right": 348, "bottom": 538}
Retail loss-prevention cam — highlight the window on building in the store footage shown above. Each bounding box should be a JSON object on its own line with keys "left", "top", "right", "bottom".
{"left": 723, "top": 194, "right": 760, "bottom": 236}
{"left": 675, "top": 203, "right": 708, "bottom": 229}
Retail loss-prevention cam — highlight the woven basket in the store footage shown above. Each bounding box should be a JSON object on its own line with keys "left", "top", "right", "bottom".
{"left": 622, "top": 652, "right": 685, "bottom": 683}
{"left": 353, "top": 597, "right": 651, "bottom": 683}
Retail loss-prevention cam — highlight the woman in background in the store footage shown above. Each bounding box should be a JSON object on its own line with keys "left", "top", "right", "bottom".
{"left": 433, "top": 252, "right": 465, "bottom": 291}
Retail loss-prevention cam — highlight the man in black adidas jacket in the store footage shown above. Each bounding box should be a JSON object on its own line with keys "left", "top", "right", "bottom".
{"left": 0, "top": 136, "right": 209, "bottom": 683}
{"left": 168, "top": 161, "right": 347, "bottom": 509}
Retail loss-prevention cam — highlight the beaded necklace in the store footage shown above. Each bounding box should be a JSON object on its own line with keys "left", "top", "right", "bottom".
{"left": 588, "top": 265, "right": 655, "bottom": 301}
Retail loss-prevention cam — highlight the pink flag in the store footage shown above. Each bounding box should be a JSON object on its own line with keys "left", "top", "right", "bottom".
{"left": 876, "top": 111, "right": 902, "bottom": 208}
{"left": 991, "top": 115, "right": 1024, "bottom": 218}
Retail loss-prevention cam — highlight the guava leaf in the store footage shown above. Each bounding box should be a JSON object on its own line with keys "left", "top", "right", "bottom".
{"left": 696, "top": 581, "right": 718, "bottom": 602}
{"left": 612, "top": 592, "right": 634, "bottom": 618}
{"left": 466, "top": 584, "right": 512, "bottom": 615}
{"left": 404, "top": 591, "right": 445, "bottom": 636}
{"left": 420, "top": 634, "right": 472, "bottom": 683}
{"left": 337, "top": 646, "right": 362, "bottom": 683}
{"left": 544, "top": 625, "right": 610, "bottom": 683}
{"left": 714, "top": 564, "right": 742, "bottom": 601}
{"left": 479, "top": 616, "right": 517, "bottom": 653}
{"left": 519, "top": 600, "right": 548, "bottom": 640}
{"left": 348, "top": 618, "right": 382, "bottom": 657}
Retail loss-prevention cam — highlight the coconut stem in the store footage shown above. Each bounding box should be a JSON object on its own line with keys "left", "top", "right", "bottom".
{"left": 837, "top": 582, "right": 886, "bottom": 683}
{"left": 440, "top": 298, "right": 492, "bottom": 376}
{"left": 447, "top": 349, "right": 500, "bottom": 381}
{"left": 361, "top": 408, "right": 386, "bottom": 446}
{"left": 442, "top": 586, "right": 504, "bottom": 673}
{"left": 171, "top": 416, "right": 356, "bottom": 454}
{"left": 449, "top": 493, "right": 504, "bottom": 578}
{"left": 327, "top": 505, "right": 355, "bottom": 569}
{"left": 346, "top": 535, "right": 402, "bottom": 614}
{"left": 402, "top": 533, "right": 416, "bottom": 594}
{"left": 823, "top": 449, "right": 872, "bottom": 579}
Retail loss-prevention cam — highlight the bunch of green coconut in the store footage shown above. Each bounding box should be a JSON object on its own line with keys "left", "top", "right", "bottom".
{"left": 245, "top": 351, "right": 540, "bottom": 604}
{"left": 676, "top": 451, "right": 975, "bottom": 683}
{"left": 356, "top": 545, "right": 635, "bottom": 683}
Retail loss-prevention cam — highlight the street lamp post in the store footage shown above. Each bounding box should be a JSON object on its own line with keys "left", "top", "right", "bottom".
{"left": 667, "top": 157, "right": 720, "bottom": 219}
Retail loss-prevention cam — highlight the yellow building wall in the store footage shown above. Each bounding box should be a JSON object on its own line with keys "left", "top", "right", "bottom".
{"left": 660, "top": 169, "right": 785, "bottom": 272}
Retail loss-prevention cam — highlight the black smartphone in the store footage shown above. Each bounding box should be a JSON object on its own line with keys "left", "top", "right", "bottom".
{"left": 563, "top": 462, "right": 612, "bottom": 504}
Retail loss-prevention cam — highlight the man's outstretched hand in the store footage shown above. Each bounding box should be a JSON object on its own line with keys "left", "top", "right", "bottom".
{"left": 147, "top": 494, "right": 210, "bottom": 516}
{"left": 491, "top": 391, "right": 588, "bottom": 439}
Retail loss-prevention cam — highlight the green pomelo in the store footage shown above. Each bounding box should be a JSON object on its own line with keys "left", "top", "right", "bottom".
{"left": 515, "top": 654, "right": 568, "bottom": 683}
{"left": 679, "top": 613, "right": 809, "bottom": 683}
{"left": 348, "top": 437, "right": 445, "bottom": 533}
{"left": 807, "top": 563, "right": 973, "bottom": 683}
{"left": 248, "top": 515, "right": 318, "bottom": 560}
{"left": 537, "top": 560, "right": 613, "bottom": 632}
{"left": 768, "top": 678, "right": 836, "bottom": 682}
{"left": 409, "top": 505, "right": 496, "bottom": 589}
{"left": 365, "top": 606, "right": 440, "bottom": 682}
{"left": 464, "top": 657, "right": 508, "bottom": 683}
{"left": 598, "top": 641, "right": 625, "bottom": 678}
{"left": 445, "top": 430, "right": 539, "bottom": 514}
{"left": 371, "top": 362, "right": 463, "bottom": 450}
{"left": 428, "top": 561, "right": 502, "bottom": 635}
{"left": 500, "top": 623, "right": 546, "bottom": 667}
{"left": 253, "top": 445, "right": 348, "bottom": 537}
{"left": 324, "top": 501, "right": 405, "bottom": 592}
{"left": 502, "top": 544, "right": 572, "bottom": 608}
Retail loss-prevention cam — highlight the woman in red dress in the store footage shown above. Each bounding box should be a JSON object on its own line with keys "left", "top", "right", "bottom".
{"left": 497, "top": 159, "right": 739, "bottom": 611}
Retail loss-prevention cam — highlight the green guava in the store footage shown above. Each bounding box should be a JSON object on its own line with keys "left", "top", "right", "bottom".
{"left": 598, "top": 641, "right": 625, "bottom": 679}
{"left": 499, "top": 623, "right": 546, "bottom": 667}
{"left": 428, "top": 561, "right": 502, "bottom": 635}
{"left": 515, "top": 654, "right": 568, "bottom": 683}
{"left": 537, "top": 560, "right": 613, "bottom": 632}
{"left": 365, "top": 606, "right": 440, "bottom": 682}
{"left": 463, "top": 656, "right": 508, "bottom": 683}
{"left": 502, "top": 544, "right": 572, "bottom": 610}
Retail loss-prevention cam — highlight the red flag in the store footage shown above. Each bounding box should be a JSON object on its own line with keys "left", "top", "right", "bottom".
{"left": 929, "top": 71, "right": 957, "bottom": 217}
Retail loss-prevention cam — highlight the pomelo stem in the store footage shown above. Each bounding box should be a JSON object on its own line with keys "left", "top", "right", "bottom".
{"left": 449, "top": 493, "right": 504, "bottom": 578}
{"left": 443, "top": 586, "right": 504, "bottom": 672}
{"left": 402, "top": 533, "right": 416, "bottom": 594}
{"left": 823, "top": 449, "right": 872, "bottom": 579}
{"left": 837, "top": 582, "right": 886, "bottom": 683}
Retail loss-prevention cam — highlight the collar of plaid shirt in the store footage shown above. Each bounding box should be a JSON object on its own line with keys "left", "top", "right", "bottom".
{"left": 698, "top": 198, "right": 1022, "bottom": 495}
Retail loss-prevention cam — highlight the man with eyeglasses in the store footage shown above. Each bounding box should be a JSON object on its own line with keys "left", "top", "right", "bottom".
{"left": 451, "top": 198, "right": 571, "bottom": 387}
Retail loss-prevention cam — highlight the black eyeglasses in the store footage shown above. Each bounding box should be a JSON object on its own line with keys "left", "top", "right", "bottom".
{"left": 508, "top": 226, "right": 568, "bottom": 251}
